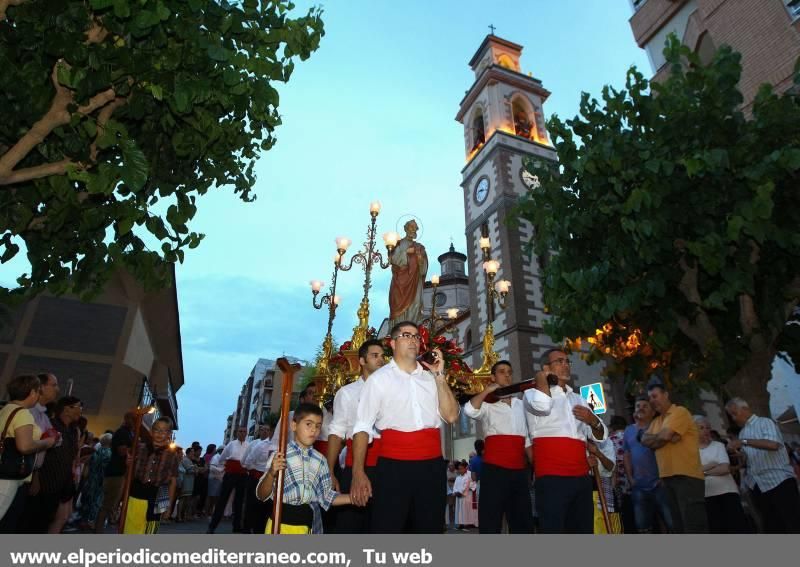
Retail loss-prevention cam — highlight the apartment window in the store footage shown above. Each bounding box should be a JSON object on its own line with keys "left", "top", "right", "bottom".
{"left": 787, "top": 0, "right": 800, "bottom": 19}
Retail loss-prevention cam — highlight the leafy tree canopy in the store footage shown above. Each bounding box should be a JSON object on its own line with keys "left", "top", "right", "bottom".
{"left": 516, "top": 36, "right": 800, "bottom": 412}
{"left": 0, "top": 0, "right": 324, "bottom": 299}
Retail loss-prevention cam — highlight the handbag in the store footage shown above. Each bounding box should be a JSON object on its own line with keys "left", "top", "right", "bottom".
{"left": 0, "top": 406, "right": 35, "bottom": 480}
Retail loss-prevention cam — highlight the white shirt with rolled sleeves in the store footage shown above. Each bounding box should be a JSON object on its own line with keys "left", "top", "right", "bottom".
{"left": 320, "top": 406, "right": 332, "bottom": 441}
{"left": 219, "top": 439, "right": 249, "bottom": 463}
{"left": 328, "top": 378, "right": 381, "bottom": 442}
{"left": 462, "top": 396, "right": 531, "bottom": 447}
{"left": 242, "top": 438, "right": 272, "bottom": 473}
{"left": 523, "top": 384, "right": 608, "bottom": 442}
{"left": 353, "top": 359, "right": 450, "bottom": 438}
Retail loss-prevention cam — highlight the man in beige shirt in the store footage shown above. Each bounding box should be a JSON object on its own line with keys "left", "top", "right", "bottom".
{"left": 640, "top": 380, "right": 707, "bottom": 533}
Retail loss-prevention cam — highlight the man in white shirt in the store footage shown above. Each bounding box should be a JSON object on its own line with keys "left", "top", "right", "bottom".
{"left": 351, "top": 321, "right": 459, "bottom": 533}
{"left": 242, "top": 424, "right": 272, "bottom": 533}
{"left": 326, "top": 338, "right": 385, "bottom": 533}
{"left": 207, "top": 426, "right": 249, "bottom": 533}
{"left": 464, "top": 360, "right": 533, "bottom": 533}
{"left": 523, "top": 348, "right": 607, "bottom": 533}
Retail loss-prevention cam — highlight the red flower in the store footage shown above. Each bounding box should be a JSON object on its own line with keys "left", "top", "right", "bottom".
{"left": 419, "top": 326, "right": 430, "bottom": 344}
{"left": 341, "top": 341, "right": 352, "bottom": 351}
{"left": 450, "top": 360, "right": 462, "bottom": 372}
{"left": 447, "top": 348, "right": 463, "bottom": 355}
{"left": 446, "top": 340, "right": 456, "bottom": 350}
{"left": 433, "top": 335, "right": 447, "bottom": 345}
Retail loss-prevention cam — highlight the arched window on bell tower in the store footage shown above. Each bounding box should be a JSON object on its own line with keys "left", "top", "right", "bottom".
{"left": 512, "top": 97, "right": 533, "bottom": 140}
{"left": 471, "top": 110, "right": 486, "bottom": 152}
{"left": 497, "top": 53, "right": 516, "bottom": 70}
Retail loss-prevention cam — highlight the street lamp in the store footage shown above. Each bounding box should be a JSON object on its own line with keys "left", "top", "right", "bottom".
{"left": 421, "top": 275, "right": 461, "bottom": 340}
{"left": 310, "top": 246, "right": 347, "bottom": 372}
{"left": 473, "top": 232, "right": 511, "bottom": 375}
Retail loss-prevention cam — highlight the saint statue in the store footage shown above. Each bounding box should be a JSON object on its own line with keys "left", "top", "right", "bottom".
{"left": 389, "top": 219, "right": 428, "bottom": 328}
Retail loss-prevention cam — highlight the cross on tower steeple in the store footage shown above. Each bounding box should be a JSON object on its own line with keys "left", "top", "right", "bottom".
{"left": 488, "top": 24, "right": 496, "bottom": 35}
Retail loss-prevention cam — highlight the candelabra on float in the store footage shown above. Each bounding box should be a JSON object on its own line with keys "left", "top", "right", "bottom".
{"left": 473, "top": 230, "right": 511, "bottom": 377}
{"left": 421, "top": 274, "right": 461, "bottom": 340}
{"left": 335, "top": 201, "right": 398, "bottom": 351}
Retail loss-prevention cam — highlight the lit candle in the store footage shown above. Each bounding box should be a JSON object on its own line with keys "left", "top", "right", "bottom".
{"left": 431, "top": 274, "right": 440, "bottom": 286}
{"left": 370, "top": 201, "right": 382, "bottom": 215}
{"left": 383, "top": 231, "right": 399, "bottom": 248}
{"left": 495, "top": 279, "right": 511, "bottom": 294}
{"left": 447, "top": 308, "right": 459, "bottom": 319}
{"left": 333, "top": 295, "right": 341, "bottom": 305}
{"left": 335, "top": 236, "right": 351, "bottom": 252}
{"left": 310, "top": 280, "right": 324, "bottom": 292}
{"left": 479, "top": 237, "right": 491, "bottom": 250}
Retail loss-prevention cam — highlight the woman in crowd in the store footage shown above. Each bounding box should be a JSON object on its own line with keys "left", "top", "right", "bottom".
{"left": 695, "top": 415, "right": 747, "bottom": 533}
{"left": 77, "top": 432, "right": 112, "bottom": 530}
{"left": 0, "top": 375, "right": 57, "bottom": 532}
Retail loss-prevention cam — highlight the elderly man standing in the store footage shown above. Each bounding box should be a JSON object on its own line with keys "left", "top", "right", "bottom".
{"left": 726, "top": 397, "right": 800, "bottom": 533}
{"left": 640, "top": 380, "right": 707, "bottom": 533}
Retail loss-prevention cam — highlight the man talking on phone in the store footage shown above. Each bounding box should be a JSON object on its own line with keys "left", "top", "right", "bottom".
{"left": 523, "top": 348, "right": 607, "bottom": 533}
{"left": 350, "top": 321, "right": 459, "bottom": 533}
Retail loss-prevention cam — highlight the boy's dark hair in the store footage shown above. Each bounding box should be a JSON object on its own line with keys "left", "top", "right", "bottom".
{"left": 474, "top": 439, "right": 484, "bottom": 455}
{"left": 54, "top": 396, "right": 81, "bottom": 416}
{"left": 293, "top": 402, "right": 323, "bottom": 422}
{"left": 358, "top": 339, "right": 384, "bottom": 360}
{"left": 490, "top": 360, "right": 512, "bottom": 375}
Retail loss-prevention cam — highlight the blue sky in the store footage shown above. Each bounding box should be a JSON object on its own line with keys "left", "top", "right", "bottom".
{"left": 0, "top": 1, "right": 651, "bottom": 446}
{"left": 173, "top": 1, "right": 650, "bottom": 446}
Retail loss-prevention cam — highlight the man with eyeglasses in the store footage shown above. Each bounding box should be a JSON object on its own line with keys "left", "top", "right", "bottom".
{"left": 351, "top": 321, "right": 459, "bottom": 533}
{"left": 523, "top": 348, "right": 607, "bottom": 533}
{"left": 123, "top": 416, "right": 180, "bottom": 534}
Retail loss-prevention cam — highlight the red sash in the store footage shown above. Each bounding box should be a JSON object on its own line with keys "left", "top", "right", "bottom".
{"left": 345, "top": 438, "right": 382, "bottom": 468}
{"left": 313, "top": 440, "right": 328, "bottom": 455}
{"left": 532, "top": 437, "right": 588, "bottom": 477}
{"left": 380, "top": 428, "right": 441, "bottom": 461}
{"left": 224, "top": 459, "right": 245, "bottom": 475}
{"left": 484, "top": 435, "right": 527, "bottom": 470}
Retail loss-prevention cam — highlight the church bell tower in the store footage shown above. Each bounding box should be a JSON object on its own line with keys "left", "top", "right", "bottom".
{"left": 455, "top": 35, "right": 602, "bottom": 391}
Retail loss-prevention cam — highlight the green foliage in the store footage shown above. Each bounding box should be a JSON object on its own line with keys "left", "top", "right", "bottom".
{"left": 514, "top": 36, "right": 800, "bottom": 400}
{"left": 0, "top": 0, "right": 324, "bottom": 298}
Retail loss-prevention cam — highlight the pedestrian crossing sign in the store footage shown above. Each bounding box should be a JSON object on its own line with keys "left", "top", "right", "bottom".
{"left": 580, "top": 382, "right": 606, "bottom": 415}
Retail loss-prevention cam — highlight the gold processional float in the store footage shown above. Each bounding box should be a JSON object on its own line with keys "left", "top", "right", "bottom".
{"left": 307, "top": 202, "right": 512, "bottom": 404}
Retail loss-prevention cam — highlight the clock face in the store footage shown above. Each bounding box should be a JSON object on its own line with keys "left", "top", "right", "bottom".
{"left": 520, "top": 167, "right": 540, "bottom": 190}
{"left": 474, "top": 178, "right": 490, "bottom": 205}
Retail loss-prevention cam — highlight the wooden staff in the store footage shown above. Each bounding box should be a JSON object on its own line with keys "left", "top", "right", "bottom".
{"left": 591, "top": 462, "right": 613, "bottom": 534}
{"left": 271, "top": 357, "right": 301, "bottom": 534}
{"left": 118, "top": 407, "right": 147, "bottom": 534}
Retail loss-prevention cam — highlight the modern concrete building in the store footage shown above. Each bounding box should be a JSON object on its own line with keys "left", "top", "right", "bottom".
{"left": 0, "top": 267, "right": 183, "bottom": 434}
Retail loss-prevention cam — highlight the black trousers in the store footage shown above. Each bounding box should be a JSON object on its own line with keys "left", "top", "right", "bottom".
{"left": 335, "top": 466, "right": 376, "bottom": 533}
{"left": 244, "top": 474, "right": 270, "bottom": 534}
{"left": 208, "top": 472, "right": 248, "bottom": 533}
{"left": 662, "top": 475, "right": 708, "bottom": 533}
{"left": 0, "top": 483, "right": 26, "bottom": 533}
{"left": 371, "top": 457, "right": 446, "bottom": 534}
{"left": 19, "top": 490, "right": 60, "bottom": 533}
{"left": 705, "top": 492, "right": 747, "bottom": 533}
{"left": 478, "top": 463, "right": 533, "bottom": 533}
{"left": 535, "top": 475, "right": 593, "bottom": 533}
{"left": 752, "top": 478, "right": 800, "bottom": 533}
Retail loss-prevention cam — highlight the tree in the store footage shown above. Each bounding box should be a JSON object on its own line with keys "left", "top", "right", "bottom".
{"left": 515, "top": 37, "right": 800, "bottom": 416}
{"left": 0, "top": 0, "right": 324, "bottom": 299}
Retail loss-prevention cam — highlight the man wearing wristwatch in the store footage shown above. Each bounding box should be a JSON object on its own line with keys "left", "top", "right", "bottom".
{"left": 523, "top": 348, "right": 608, "bottom": 533}
{"left": 725, "top": 397, "right": 800, "bottom": 533}
{"left": 640, "top": 379, "right": 707, "bottom": 533}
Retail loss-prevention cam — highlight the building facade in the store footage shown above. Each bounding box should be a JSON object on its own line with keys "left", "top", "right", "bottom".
{"left": 0, "top": 267, "right": 183, "bottom": 434}
{"left": 629, "top": 0, "right": 800, "bottom": 108}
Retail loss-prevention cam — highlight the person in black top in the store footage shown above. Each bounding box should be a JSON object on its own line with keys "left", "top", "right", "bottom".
{"left": 94, "top": 411, "right": 135, "bottom": 533}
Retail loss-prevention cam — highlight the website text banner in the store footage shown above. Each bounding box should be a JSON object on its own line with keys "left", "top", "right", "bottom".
{"left": 0, "top": 534, "right": 785, "bottom": 567}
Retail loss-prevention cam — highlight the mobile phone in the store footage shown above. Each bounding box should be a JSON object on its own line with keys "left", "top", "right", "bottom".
{"left": 418, "top": 351, "right": 438, "bottom": 366}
